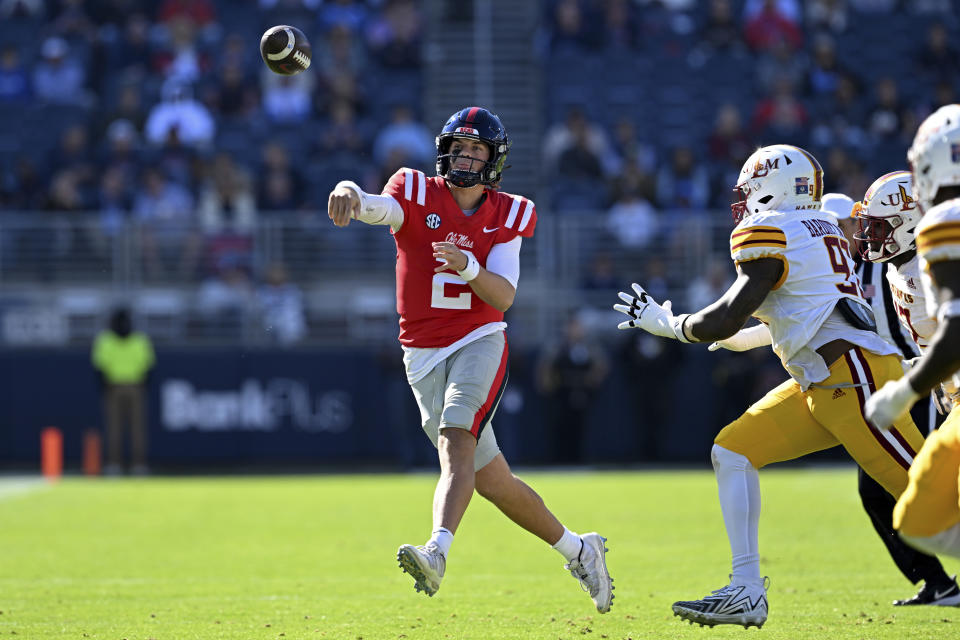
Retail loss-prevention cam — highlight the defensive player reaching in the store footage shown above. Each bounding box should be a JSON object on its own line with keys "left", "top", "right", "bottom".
{"left": 837, "top": 179, "right": 960, "bottom": 606}
{"left": 866, "top": 104, "right": 960, "bottom": 562}
{"left": 327, "top": 107, "right": 613, "bottom": 612}
{"left": 614, "top": 144, "right": 926, "bottom": 628}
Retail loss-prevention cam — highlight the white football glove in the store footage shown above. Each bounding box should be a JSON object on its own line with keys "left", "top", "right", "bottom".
{"left": 708, "top": 324, "right": 772, "bottom": 352}
{"left": 614, "top": 283, "right": 692, "bottom": 342}
{"left": 865, "top": 377, "right": 921, "bottom": 431}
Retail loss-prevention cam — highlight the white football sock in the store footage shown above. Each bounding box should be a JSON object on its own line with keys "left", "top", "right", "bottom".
{"left": 428, "top": 527, "right": 453, "bottom": 557}
{"left": 552, "top": 527, "right": 582, "bottom": 562}
{"left": 900, "top": 523, "right": 960, "bottom": 560}
{"left": 712, "top": 444, "right": 762, "bottom": 584}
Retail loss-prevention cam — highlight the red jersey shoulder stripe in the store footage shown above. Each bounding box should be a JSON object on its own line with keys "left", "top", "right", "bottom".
{"left": 402, "top": 169, "right": 426, "bottom": 206}
{"left": 504, "top": 195, "right": 523, "bottom": 229}
{"left": 518, "top": 198, "right": 535, "bottom": 232}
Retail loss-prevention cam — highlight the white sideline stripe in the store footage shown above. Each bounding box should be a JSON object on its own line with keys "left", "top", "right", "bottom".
{"left": 504, "top": 196, "right": 522, "bottom": 228}
{"left": 517, "top": 198, "right": 534, "bottom": 232}
{"left": 849, "top": 350, "right": 914, "bottom": 466}
{"left": 0, "top": 477, "right": 49, "bottom": 501}
{"left": 404, "top": 169, "right": 413, "bottom": 201}
{"left": 415, "top": 170, "right": 426, "bottom": 205}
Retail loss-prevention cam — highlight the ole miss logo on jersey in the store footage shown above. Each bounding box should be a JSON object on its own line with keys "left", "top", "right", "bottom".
{"left": 382, "top": 167, "right": 537, "bottom": 348}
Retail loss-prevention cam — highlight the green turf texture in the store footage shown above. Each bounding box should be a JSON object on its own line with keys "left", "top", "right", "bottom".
{"left": 0, "top": 468, "right": 956, "bottom": 639}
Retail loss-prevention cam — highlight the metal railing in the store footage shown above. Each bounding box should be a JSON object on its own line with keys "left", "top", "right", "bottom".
{"left": 0, "top": 210, "right": 734, "bottom": 347}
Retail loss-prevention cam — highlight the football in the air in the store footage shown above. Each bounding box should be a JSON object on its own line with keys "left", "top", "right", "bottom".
{"left": 260, "top": 25, "right": 312, "bottom": 75}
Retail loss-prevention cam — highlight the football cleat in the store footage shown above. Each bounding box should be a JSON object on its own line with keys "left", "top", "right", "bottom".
{"left": 565, "top": 532, "right": 614, "bottom": 613}
{"left": 672, "top": 577, "right": 769, "bottom": 628}
{"left": 397, "top": 543, "right": 445, "bottom": 597}
{"left": 894, "top": 576, "right": 960, "bottom": 607}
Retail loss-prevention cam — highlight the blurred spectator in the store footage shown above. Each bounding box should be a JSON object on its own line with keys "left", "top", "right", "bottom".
{"left": 154, "top": 16, "right": 211, "bottom": 84}
{"left": 198, "top": 153, "right": 257, "bottom": 235}
{"left": 543, "top": 107, "right": 617, "bottom": 177}
{"left": 557, "top": 122, "right": 605, "bottom": 183}
{"left": 0, "top": 45, "right": 31, "bottom": 102}
{"left": 98, "top": 12, "right": 153, "bottom": 79}
{"left": 536, "top": 313, "right": 609, "bottom": 464}
{"left": 806, "top": 0, "right": 848, "bottom": 34}
{"left": 602, "top": 0, "right": 639, "bottom": 52}
{"left": 707, "top": 103, "right": 752, "bottom": 168}
{"left": 157, "top": 0, "right": 216, "bottom": 28}
{"left": 865, "top": 76, "right": 910, "bottom": 141}
{"left": 261, "top": 68, "right": 315, "bottom": 124}
{"left": 606, "top": 185, "right": 658, "bottom": 250}
{"left": 92, "top": 307, "right": 155, "bottom": 476}
{"left": 915, "top": 23, "right": 960, "bottom": 83}
{"left": 257, "top": 262, "right": 306, "bottom": 345}
{"left": 610, "top": 117, "right": 656, "bottom": 175}
{"left": 751, "top": 77, "right": 809, "bottom": 142}
{"left": 809, "top": 72, "right": 868, "bottom": 151}
{"left": 49, "top": 124, "right": 97, "bottom": 204}
{"left": 50, "top": 0, "right": 97, "bottom": 43}
{"left": 366, "top": 0, "right": 422, "bottom": 69}
{"left": 755, "top": 36, "right": 806, "bottom": 95}
{"left": 207, "top": 61, "right": 260, "bottom": 120}
{"left": 316, "top": 23, "right": 368, "bottom": 79}
{"left": 133, "top": 167, "right": 198, "bottom": 278}
{"left": 257, "top": 142, "right": 307, "bottom": 211}
{"left": 655, "top": 145, "right": 710, "bottom": 209}
{"left": 848, "top": 0, "right": 895, "bottom": 11}
{"left": 32, "top": 36, "right": 90, "bottom": 106}
{"left": 743, "top": 0, "right": 802, "bottom": 52}
{"left": 95, "top": 165, "right": 133, "bottom": 243}
{"left": 0, "top": 0, "right": 44, "bottom": 18}
{"left": 195, "top": 255, "right": 254, "bottom": 331}
{"left": 319, "top": 0, "right": 369, "bottom": 33}
{"left": 804, "top": 34, "right": 847, "bottom": 98}
{"left": 145, "top": 79, "right": 216, "bottom": 148}
{"left": 96, "top": 82, "right": 148, "bottom": 140}
{"left": 548, "top": 0, "right": 600, "bottom": 54}
{"left": 581, "top": 251, "right": 619, "bottom": 292}
{"left": 695, "top": 0, "right": 746, "bottom": 57}
{"left": 822, "top": 147, "right": 870, "bottom": 201}
{"left": 0, "top": 157, "right": 45, "bottom": 210}
{"left": 317, "top": 99, "right": 368, "bottom": 156}
{"left": 372, "top": 103, "right": 433, "bottom": 171}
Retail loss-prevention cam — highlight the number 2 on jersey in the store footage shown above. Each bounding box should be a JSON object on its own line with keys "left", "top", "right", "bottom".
{"left": 823, "top": 236, "right": 864, "bottom": 298}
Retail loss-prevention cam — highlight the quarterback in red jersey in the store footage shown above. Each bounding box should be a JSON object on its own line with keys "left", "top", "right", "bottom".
{"left": 327, "top": 107, "right": 612, "bottom": 612}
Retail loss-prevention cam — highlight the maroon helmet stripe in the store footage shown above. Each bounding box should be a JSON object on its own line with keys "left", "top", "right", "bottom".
{"left": 465, "top": 107, "right": 480, "bottom": 123}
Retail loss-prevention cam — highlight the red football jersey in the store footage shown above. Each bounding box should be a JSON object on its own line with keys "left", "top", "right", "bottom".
{"left": 382, "top": 168, "right": 537, "bottom": 347}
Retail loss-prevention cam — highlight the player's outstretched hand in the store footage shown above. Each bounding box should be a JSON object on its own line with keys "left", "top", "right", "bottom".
{"left": 328, "top": 187, "right": 360, "bottom": 227}
{"left": 613, "top": 283, "right": 678, "bottom": 338}
{"left": 432, "top": 242, "right": 467, "bottom": 272}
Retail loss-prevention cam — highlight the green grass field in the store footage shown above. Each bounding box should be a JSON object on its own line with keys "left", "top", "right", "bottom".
{"left": 0, "top": 468, "right": 957, "bottom": 639}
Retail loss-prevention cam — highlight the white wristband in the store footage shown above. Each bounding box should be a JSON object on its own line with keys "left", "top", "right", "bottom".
{"left": 672, "top": 313, "right": 694, "bottom": 343}
{"left": 457, "top": 252, "right": 481, "bottom": 281}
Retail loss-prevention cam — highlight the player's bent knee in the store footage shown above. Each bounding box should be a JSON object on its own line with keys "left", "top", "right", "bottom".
{"left": 711, "top": 444, "right": 755, "bottom": 472}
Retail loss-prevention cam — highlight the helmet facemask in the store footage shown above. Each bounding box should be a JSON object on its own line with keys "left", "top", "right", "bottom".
{"left": 852, "top": 170, "right": 919, "bottom": 263}
{"left": 435, "top": 107, "right": 511, "bottom": 188}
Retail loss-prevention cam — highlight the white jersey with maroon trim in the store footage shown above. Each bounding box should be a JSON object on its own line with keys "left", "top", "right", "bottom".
{"left": 383, "top": 167, "right": 536, "bottom": 348}
{"left": 729, "top": 209, "right": 896, "bottom": 388}
{"left": 885, "top": 256, "right": 934, "bottom": 351}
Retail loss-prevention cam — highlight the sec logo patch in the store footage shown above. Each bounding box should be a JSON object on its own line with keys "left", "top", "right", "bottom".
{"left": 425, "top": 213, "right": 441, "bottom": 229}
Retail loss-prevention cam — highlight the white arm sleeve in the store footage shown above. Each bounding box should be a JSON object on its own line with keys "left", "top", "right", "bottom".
{"left": 335, "top": 180, "right": 404, "bottom": 232}
{"left": 485, "top": 236, "right": 522, "bottom": 289}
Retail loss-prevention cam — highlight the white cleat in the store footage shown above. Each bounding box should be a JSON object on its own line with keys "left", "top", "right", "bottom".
{"left": 397, "top": 543, "right": 445, "bottom": 597}
{"left": 672, "top": 577, "right": 769, "bottom": 628}
{"left": 565, "top": 532, "right": 614, "bottom": 613}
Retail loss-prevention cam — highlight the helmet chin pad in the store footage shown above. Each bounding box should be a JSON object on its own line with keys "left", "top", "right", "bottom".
{"left": 445, "top": 168, "right": 483, "bottom": 188}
